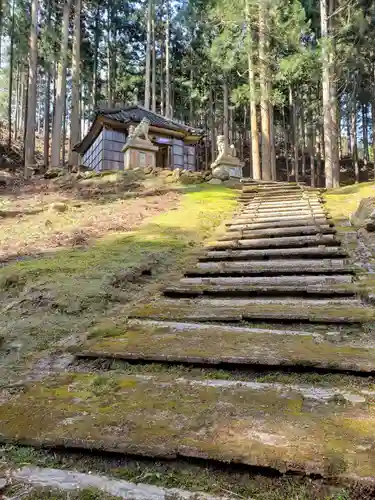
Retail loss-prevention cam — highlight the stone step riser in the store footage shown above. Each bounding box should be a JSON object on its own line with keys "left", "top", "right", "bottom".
{"left": 200, "top": 247, "right": 347, "bottom": 261}
{"left": 194, "top": 259, "right": 347, "bottom": 269}
{"left": 241, "top": 203, "right": 323, "bottom": 209}
{"left": 164, "top": 286, "right": 356, "bottom": 299}
{"left": 241, "top": 201, "right": 324, "bottom": 208}
{"left": 217, "top": 229, "right": 335, "bottom": 241}
{"left": 182, "top": 275, "right": 353, "bottom": 284}
{"left": 241, "top": 210, "right": 327, "bottom": 217}
{"left": 206, "top": 235, "right": 339, "bottom": 250}
{"left": 234, "top": 215, "right": 331, "bottom": 223}
{"left": 226, "top": 220, "right": 331, "bottom": 231}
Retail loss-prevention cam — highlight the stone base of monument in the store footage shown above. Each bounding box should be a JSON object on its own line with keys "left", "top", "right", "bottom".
{"left": 211, "top": 155, "right": 243, "bottom": 180}
{"left": 122, "top": 138, "right": 159, "bottom": 170}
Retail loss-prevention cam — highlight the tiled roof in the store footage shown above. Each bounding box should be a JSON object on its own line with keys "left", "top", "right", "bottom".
{"left": 73, "top": 105, "right": 203, "bottom": 154}
{"left": 99, "top": 105, "right": 203, "bottom": 135}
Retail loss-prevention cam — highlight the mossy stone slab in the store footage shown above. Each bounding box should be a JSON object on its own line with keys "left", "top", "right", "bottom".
{"left": 76, "top": 320, "right": 375, "bottom": 373}
{"left": 129, "top": 298, "right": 375, "bottom": 323}
{"left": 1, "top": 373, "right": 375, "bottom": 479}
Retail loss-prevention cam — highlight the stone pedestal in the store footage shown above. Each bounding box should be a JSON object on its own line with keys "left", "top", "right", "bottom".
{"left": 122, "top": 138, "right": 158, "bottom": 171}
{"left": 211, "top": 155, "right": 243, "bottom": 180}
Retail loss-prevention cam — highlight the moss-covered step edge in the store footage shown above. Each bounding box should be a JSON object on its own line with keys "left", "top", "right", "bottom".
{"left": 205, "top": 235, "right": 339, "bottom": 250}
{"left": 226, "top": 219, "right": 330, "bottom": 230}
{"left": 163, "top": 283, "right": 358, "bottom": 297}
{"left": 187, "top": 260, "right": 350, "bottom": 272}
{"left": 129, "top": 298, "right": 375, "bottom": 323}
{"left": 200, "top": 247, "right": 348, "bottom": 260}
{"left": 73, "top": 320, "right": 375, "bottom": 373}
{"left": 1, "top": 372, "right": 375, "bottom": 479}
{"left": 217, "top": 227, "right": 335, "bottom": 241}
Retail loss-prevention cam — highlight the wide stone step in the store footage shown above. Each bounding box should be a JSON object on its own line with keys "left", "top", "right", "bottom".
{"left": 3, "top": 372, "right": 374, "bottom": 479}
{"left": 242, "top": 185, "right": 303, "bottom": 190}
{"left": 242, "top": 207, "right": 327, "bottom": 216}
{"left": 241, "top": 206, "right": 327, "bottom": 215}
{"left": 242, "top": 200, "right": 323, "bottom": 207}
{"left": 241, "top": 195, "right": 322, "bottom": 203}
{"left": 217, "top": 226, "right": 335, "bottom": 241}
{"left": 193, "top": 258, "right": 347, "bottom": 270}
{"left": 186, "top": 261, "right": 351, "bottom": 276}
{"left": 234, "top": 214, "right": 332, "bottom": 224}
{"left": 164, "top": 282, "right": 357, "bottom": 298}
{"left": 179, "top": 276, "right": 353, "bottom": 290}
{"left": 200, "top": 247, "right": 348, "bottom": 261}
{"left": 206, "top": 234, "right": 339, "bottom": 250}
{"left": 74, "top": 320, "right": 375, "bottom": 372}
{"left": 226, "top": 219, "right": 331, "bottom": 231}
{"left": 130, "top": 298, "right": 374, "bottom": 323}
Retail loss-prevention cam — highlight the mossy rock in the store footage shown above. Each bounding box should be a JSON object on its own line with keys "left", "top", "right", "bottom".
{"left": 44, "top": 168, "right": 65, "bottom": 179}
{"left": 180, "top": 172, "right": 205, "bottom": 185}
{"left": 350, "top": 197, "right": 375, "bottom": 227}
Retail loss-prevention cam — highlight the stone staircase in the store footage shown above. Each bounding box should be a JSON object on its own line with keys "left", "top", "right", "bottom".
{"left": 1, "top": 181, "right": 375, "bottom": 486}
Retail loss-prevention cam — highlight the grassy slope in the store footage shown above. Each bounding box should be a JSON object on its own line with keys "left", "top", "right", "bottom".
{"left": 324, "top": 182, "right": 375, "bottom": 294}
{"left": 324, "top": 182, "right": 375, "bottom": 224}
{"left": 0, "top": 185, "right": 237, "bottom": 383}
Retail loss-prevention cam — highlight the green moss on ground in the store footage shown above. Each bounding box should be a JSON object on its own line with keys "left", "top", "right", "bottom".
{"left": 1, "top": 372, "right": 375, "bottom": 479}
{"left": 3, "top": 485, "right": 120, "bottom": 500}
{"left": 0, "top": 185, "right": 237, "bottom": 385}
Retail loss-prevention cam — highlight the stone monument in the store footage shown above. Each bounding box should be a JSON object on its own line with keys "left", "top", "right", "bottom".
{"left": 122, "top": 118, "right": 158, "bottom": 170}
{"left": 211, "top": 135, "right": 243, "bottom": 180}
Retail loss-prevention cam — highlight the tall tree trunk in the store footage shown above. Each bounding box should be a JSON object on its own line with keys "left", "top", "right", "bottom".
{"left": 362, "top": 104, "right": 369, "bottom": 164}
{"left": 93, "top": 2, "right": 101, "bottom": 109}
{"left": 0, "top": 0, "right": 2, "bottom": 69}
{"left": 351, "top": 100, "right": 359, "bottom": 183}
{"left": 245, "top": 1, "right": 260, "bottom": 179}
{"left": 24, "top": 0, "right": 39, "bottom": 176}
{"left": 259, "top": 0, "right": 271, "bottom": 180}
{"left": 69, "top": 0, "right": 81, "bottom": 166}
{"left": 62, "top": 94, "right": 66, "bottom": 166}
{"left": 209, "top": 86, "right": 215, "bottom": 162}
{"left": 144, "top": 0, "right": 152, "bottom": 109}
{"left": 151, "top": 5, "right": 156, "bottom": 113}
{"left": 7, "top": 0, "right": 15, "bottom": 151}
{"left": 189, "top": 63, "right": 194, "bottom": 124}
{"left": 106, "top": 5, "right": 113, "bottom": 107}
{"left": 223, "top": 78, "right": 229, "bottom": 155}
{"left": 43, "top": 71, "right": 51, "bottom": 169}
{"left": 320, "top": 0, "right": 333, "bottom": 188}
{"left": 269, "top": 103, "right": 276, "bottom": 180}
{"left": 160, "top": 41, "right": 164, "bottom": 115}
{"left": 315, "top": 122, "right": 322, "bottom": 185}
{"left": 372, "top": 64, "right": 375, "bottom": 180}
{"left": 43, "top": 0, "right": 52, "bottom": 169}
{"left": 14, "top": 63, "right": 20, "bottom": 140}
{"left": 282, "top": 107, "right": 289, "bottom": 180}
{"left": 300, "top": 103, "right": 306, "bottom": 177}
{"left": 346, "top": 104, "right": 351, "bottom": 155}
{"left": 289, "top": 86, "right": 299, "bottom": 181}
{"left": 308, "top": 111, "right": 315, "bottom": 187}
{"left": 165, "top": 0, "right": 171, "bottom": 118}
{"left": 51, "top": 0, "right": 72, "bottom": 167}
{"left": 328, "top": 0, "right": 340, "bottom": 187}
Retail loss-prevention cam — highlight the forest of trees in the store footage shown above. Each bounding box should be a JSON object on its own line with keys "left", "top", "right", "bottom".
{"left": 0, "top": 0, "right": 374, "bottom": 187}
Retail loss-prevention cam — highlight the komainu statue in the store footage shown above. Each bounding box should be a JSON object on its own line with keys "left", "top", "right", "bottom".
{"left": 127, "top": 118, "right": 151, "bottom": 143}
